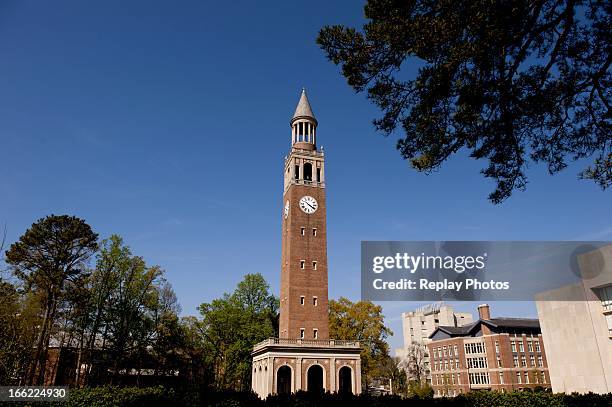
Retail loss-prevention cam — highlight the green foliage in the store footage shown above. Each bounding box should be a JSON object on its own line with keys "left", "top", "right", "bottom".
{"left": 197, "top": 273, "right": 279, "bottom": 391}
{"left": 12, "top": 388, "right": 610, "bottom": 407}
{"left": 329, "top": 297, "right": 392, "bottom": 389}
{"left": 318, "top": 0, "right": 611, "bottom": 203}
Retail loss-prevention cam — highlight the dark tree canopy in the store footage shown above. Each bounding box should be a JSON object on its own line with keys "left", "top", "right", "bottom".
{"left": 318, "top": 0, "right": 611, "bottom": 203}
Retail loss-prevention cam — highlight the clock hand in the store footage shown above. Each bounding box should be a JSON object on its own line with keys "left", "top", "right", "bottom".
{"left": 306, "top": 202, "right": 314, "bottom": 209}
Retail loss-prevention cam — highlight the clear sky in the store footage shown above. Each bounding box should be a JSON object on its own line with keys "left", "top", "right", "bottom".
{"left": 1, "top": 1, "right": 610, "bottom": 353}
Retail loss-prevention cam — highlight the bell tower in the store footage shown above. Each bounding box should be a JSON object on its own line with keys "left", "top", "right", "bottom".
{"left": 251, "top": 89, "right": 361, "bottom": 398}
{"left": 280, "top": 89, "right": 329, "bottom": 340}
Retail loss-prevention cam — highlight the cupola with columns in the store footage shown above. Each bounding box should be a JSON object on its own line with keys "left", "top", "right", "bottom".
{"left": 291, "top": 88, "right": 318, "bottom": 150}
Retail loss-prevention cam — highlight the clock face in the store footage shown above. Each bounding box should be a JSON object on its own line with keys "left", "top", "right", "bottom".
{"left": 299, "top": 196, "right": 318, "bottom": 214}
{"left": 284, "top": 201, "right": 289, "bottom": 218}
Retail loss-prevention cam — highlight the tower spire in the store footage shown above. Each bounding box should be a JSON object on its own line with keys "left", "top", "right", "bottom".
{"left": 291, "top": 88, "right": 317, "bottom": 150}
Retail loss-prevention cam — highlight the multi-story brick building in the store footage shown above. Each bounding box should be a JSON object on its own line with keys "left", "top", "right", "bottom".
{"left": 428, "top": 304, "right": 550, "bottom": 396}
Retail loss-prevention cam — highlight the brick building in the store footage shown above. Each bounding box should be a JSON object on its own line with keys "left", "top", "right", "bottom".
{"left": 428, "top": 304, "right": 550, "bottom": 396}
{"left": 251, "top": 89, "right": 361, "bottom": 397}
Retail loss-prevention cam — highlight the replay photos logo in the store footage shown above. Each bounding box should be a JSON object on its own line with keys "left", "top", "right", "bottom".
{"left": 361, "top": 241, "right": 610, "bottom": 301}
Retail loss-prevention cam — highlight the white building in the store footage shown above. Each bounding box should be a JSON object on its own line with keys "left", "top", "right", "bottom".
{"left": 535, "top": 245, "right": 612, "bottom": 394}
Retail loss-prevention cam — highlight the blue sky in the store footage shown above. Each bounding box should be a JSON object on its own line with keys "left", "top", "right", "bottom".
{"left": 1, "top": 1, "right": 610, "bottom": 353}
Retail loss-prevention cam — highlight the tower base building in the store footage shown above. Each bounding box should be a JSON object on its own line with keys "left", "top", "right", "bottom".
{"left": 251, "top": 89, "right": 361, "bottom": 397}
{"left": 251, "top": 339, "right": 361, "bottom": 397}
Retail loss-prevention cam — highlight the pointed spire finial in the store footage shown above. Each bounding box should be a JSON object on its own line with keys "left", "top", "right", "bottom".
{"left": 292, "top": 88, "right": 317, "bottom": 124}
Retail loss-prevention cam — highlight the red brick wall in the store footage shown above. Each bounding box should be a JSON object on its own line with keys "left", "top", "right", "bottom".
{"left": 279, "top": 182, "right": 329, "bottom": 340}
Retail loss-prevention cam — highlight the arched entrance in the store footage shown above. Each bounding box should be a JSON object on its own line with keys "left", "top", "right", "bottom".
{"left": 307, "top": 364, "right": 324, "bottom": 393}
{"left": 338, "top": 366, "right": 352, "bottom": 394}
{"left": 277, "top": 365, "right": 291, "bottom": 394}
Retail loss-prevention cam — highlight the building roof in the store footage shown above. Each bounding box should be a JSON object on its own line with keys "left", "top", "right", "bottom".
{"left": 482, "top": 317, "right": 540, "bottom": 329}
{"left": 292, "top": 88, "right": 316, "bottom": 123}
{"left": 429, "top": 317, "right": 541, "bottom": 339}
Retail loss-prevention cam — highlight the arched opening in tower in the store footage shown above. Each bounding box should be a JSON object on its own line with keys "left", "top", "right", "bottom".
{"left": 307, "top": 364, "right": 324, "bottom": 393}
{"left": 338, "top": 366, "right": 352, "bottom": 394}
{"left": 303, "top": 163, "right": 313, "bottom": 181}
{"left": 276, "top": 365, "right": 291, "bottom": 394}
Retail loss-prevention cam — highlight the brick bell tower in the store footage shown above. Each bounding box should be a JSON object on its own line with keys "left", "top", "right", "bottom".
{"left": 251, "top": 89, "right": 361, "bottom": 397}
{"left": 279, "top": 89, "right": 329, "bottom": 341}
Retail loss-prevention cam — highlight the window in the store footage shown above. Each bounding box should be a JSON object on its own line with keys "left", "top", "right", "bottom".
{"left": 295, "top": 165, "right": 300, "bottom": 179}
{"left": 535, "top": 340, "right": 541, "bottom": 353}
{"left": 454, "top": 345, "right": 458, "bottom": 355}
{"left": 594, "top": 285, "right": 612, "bottom": 311}
{"left": 516, "top": 372, "right": 522, "bottom": 384}
{"left": 455, "top": 359, "right": 459, "bottom": 369}
{"left": 301, "top": 227, "right": 305, "bottom": 236}
{"left": 457, "top": 373, "right": 460, "bottom": 385}
{"left": 499, "top": 372, "right": 504, "bottom": 384}
{"left": 465, "top": 342, "right": 485, "bottom": 354}
{"left": 541, "top": 371, "right": 546, "bottom": 383}
{"left": 313, "top": 296, "right": 318, "bottom": 306}
{"left": 468, "top": 372, "right": 490, "bottom": 385}
{"left": 312, "top": 228, "right": 317, "bottom": 236}
{"left": 528, "top": 341, "right": 534, "bottom": 352}
{"left": 497, "top": 357, "right": 502, "bottom": 367}
{"left": 303, "top": 163, "right": 312, "bottom": 181}
{"left": 300, "top": 328, "right": 305, "bottom": 339}
{"left": 537, "top": 356, "right": 543, "bottom": 367}
{"left": 444, "top": 361, "right": 448, "bottom": 371}
{"left": 466, "top": 357, "right": 488, "bottom": 369}
{"left": 513, "top": 355, "right": 519, "bottom": 367}
{"left": 300, "top": 260, "right": 305, "bottom": 269}
{"left": 443, "top": 346, "right": 447, "bottom": 357}
{"left": 313, "top": 329, "right": 318, "bottom": 339}
{"left": 495, "top": 341, "right": 500, "bottom": 354}
{"left": 511, "top": 341, "right": 517, "bottom": 352}
{"left": 300, "top": 296, "right": 305, "bottom": 305}
{"left": 521, "top": 355, "right": 527, "bottom": 367}
{"left": 316, "top": 168, "right": 321, "bottom": 182}
{"left": 530, "top": 355, "right": 535, "bottom": 366}
{"left": 524, "top": 372, "right": 529, "bottom": 384}
{"left": 519, "top": 341, "right": 524, "bottom": 352}
{"left": 312, "top": 261, "right": 317, "bottom": 270}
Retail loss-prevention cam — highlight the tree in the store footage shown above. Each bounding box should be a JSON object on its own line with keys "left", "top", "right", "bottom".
{"left": 197, "top": 273, "right": 278, "bottom": 390}
{"left": 328, "top": 297, "right": 392, "bottom": 390}
{"left": 398, "top": 343, "right": 428, "bottom": 384}
{"left": 5, "top": 215, "right": 98, "bottom": 384}
{"left": 379, "top": 356, "right": 408, "bottom": 396}
{"left": 318, "top": 0, "right": 611, "bottom": 203}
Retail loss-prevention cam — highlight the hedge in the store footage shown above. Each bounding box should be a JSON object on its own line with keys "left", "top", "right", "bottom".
{"left": 6, "top": 387, "right": 611, "bottom": 407}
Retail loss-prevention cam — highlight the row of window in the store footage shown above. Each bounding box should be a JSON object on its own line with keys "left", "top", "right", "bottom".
{"left": 433, "top": 344, "right": 459, "bottom": 359}
{"left": 434, "top": 373, "right": 461, "bottom": 386}
{"left": 294, "top": 164, "right": 321, "bottom": 183}
{"left": 433, "top": 359, "right": 460, "bottom": 371}
{"left": 469, "top": 372, "right": 490, "bottom": 385}
{"left": 299, "top": 328, "right": 318, "bottom": 339}
{"left": 300, "top": 296, "right": 318, "bottom": 306}
{"left": 298, "top": 260, "right": 317, "bottom": 270}
{"left": 515, "top": 370, "right": 547, "bottom": 384}
{"left": 512, "top": 354, "right": 544, "bottom": 368}
{"left": 465, "top": 342, "right": 485, "bottom": 354}
{"left": 435, "top": 371, "right": 548, "bottom": 387}
{"left": 300, "top": 227, "right": 317, "bottom": 236}
{"left": 434, "top": 355, "right": 544, "bottom": 371}
{"left": 509, "top": 339, "right": 541, "bottom": 353}
{"left": 466, "top": 357, "right": 488, "bottom": 369}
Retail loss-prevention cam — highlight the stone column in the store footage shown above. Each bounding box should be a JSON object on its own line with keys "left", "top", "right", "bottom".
{"left": 355, "top": 359, "right": 362, "bottom": 394}
{"left": 296, "top": 357, "right": 302, "bottom": 391}
{"left": 329, "top": 358, "right": 336, "bottom": 392}
{"left": 267, "top": 357, "right": 273, "bottom": 395}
